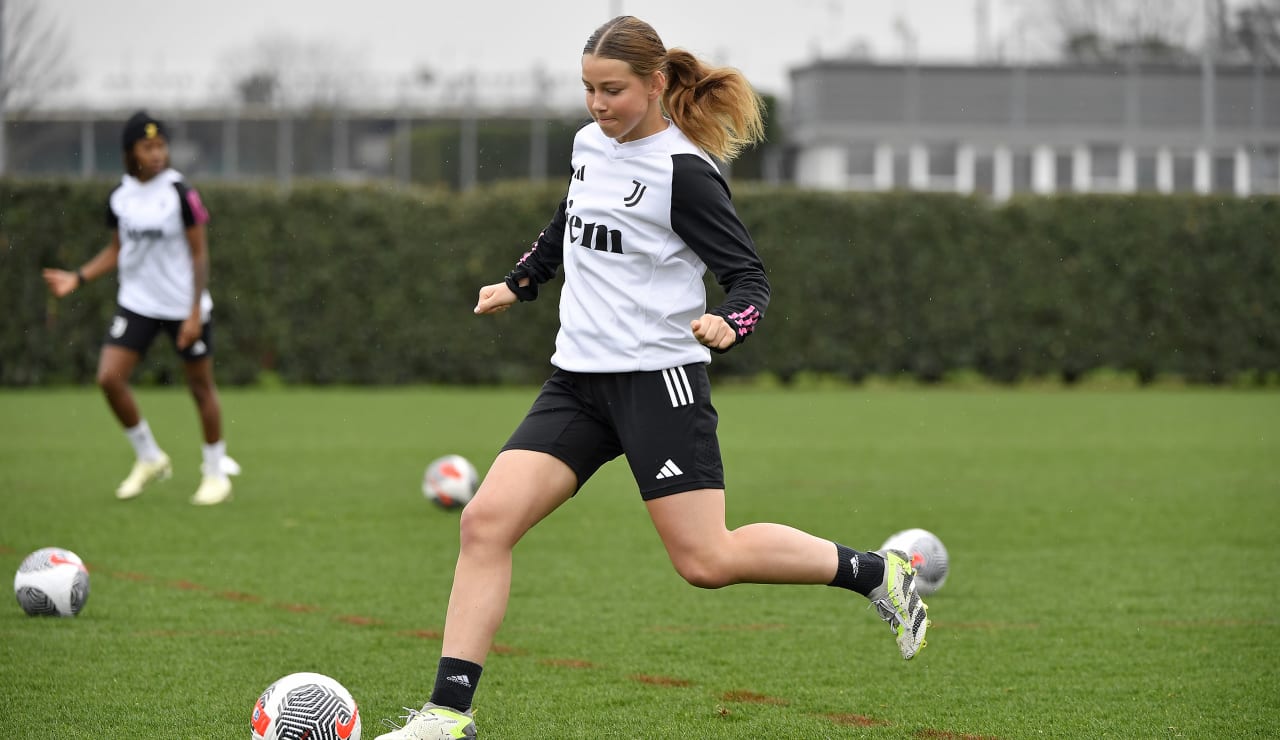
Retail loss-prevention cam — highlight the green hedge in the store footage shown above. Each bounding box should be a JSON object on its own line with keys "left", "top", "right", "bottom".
{"left": 2, "top": 179, "right": 1276, "bottom": 386}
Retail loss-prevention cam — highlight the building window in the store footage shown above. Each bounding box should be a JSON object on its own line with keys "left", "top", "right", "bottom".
{"left": 1136, "top": 151, "right": 1159, "bottom": 191}
{"left": 927, "top": 142, "right": 958, "bottom": 178}
{"left": 1172, "top": 153, "right": 1196, "bottom": 193}
{"left": 1055, "top": 151, "right": 1074, "bottom": 192}
{"left": 973, "top": 152, "right": 994, "bottom": 195}
{"left": 1249, "top": 145, "right": 1279, "bottom": 194}
{"left": 1013, "top": 152, "right": 1034, "bottom": 193}
{"left": 1213, "top": 153, "right": 1236, "bottom": 194}
{"left": 893, "top": 151, "right": 910, "bottom": 190}
{"left": 911, "top": 141, "right": 959, "bottom": 191}
{"left": 1090, "top": 143, "right": 1121, "bottom": 190}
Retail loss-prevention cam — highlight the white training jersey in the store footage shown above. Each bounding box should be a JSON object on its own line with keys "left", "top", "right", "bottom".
{"left": 106, "top": 168, "right": 213, "bottom": 321}
{"left": 509, "top": 122, "right": 769, "bottom": 373}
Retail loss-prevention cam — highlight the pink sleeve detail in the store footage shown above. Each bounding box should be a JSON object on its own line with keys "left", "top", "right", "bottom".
{"left": 517, "top": 235, "right": 543, "bottom": 265}
{"left": 728, "top": 305, "right": 762, "bottom": 336}
{"left": 185, "top": 188, "right": 211, "bottom": 225}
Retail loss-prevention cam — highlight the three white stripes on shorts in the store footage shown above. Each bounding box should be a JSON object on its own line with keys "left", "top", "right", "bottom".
{"left": 661, "top": 366, "right": 695, "bottom": 407}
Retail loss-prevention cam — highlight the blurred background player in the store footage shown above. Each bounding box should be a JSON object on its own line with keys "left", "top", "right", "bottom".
{"left": 42, "top": 110, "right": 239, "bottom": 506}
{"left": 376, "top": 16, "right": 928, "bottom": 739}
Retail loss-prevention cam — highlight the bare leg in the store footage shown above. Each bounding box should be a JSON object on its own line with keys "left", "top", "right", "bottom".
{"left": 97, "top": 345, "right": 142, "bottom": 428}
{"left": 646, "top": 488, "right": 838, "bottom": 589}
{"left": 182, "top": 356, "right": 222, "bottom": 444}
{"left": 440, "top": 449, "right": 577, "bottom": 665}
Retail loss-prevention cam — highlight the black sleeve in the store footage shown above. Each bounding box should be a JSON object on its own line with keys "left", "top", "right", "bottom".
{"left": 505, "top": 197, "right": 567, "bottom": 301}
{"left": 105, "top": 186, "right": 121, "bottom": 229}
{"left": 172, "top": 181, "right": 210, "bottom": 227}
{"left": 670, "top": 153, "right": 769, "bottom": 347}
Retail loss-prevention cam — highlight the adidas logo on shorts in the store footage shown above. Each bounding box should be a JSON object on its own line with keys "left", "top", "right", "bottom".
{"left": 655, "top": 458, "right": 683, "bottom": 480}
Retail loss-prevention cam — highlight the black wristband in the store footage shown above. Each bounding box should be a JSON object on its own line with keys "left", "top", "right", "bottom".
{"left": 75, "top": 269, "right": 86, "bottom": 287}
{"left": 504, "top": 273, "right": 539, "bottom": 302}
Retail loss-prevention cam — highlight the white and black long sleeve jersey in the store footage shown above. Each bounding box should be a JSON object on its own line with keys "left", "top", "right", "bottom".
{"left": 106, "top": 167, "right": 213, "bottom": 321}
{"left": 510, "top": 122, "right": 769, "bottom": 373}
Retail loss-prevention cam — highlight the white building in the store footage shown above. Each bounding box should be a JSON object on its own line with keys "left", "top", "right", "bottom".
{"left": 787, "top": 60, "right": 1280, "bottom": 198}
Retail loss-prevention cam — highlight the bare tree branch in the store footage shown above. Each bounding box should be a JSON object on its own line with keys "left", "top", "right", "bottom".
{"left": 1023, "top": 0, "right": 1202, "bottom": 64}
{"left": 0, "top": 0, "right": 75, "bottom": 114}
{"left": 1227, "top": 0, "right": 1280, "bottom": 65}
{"left": 220, "top": 33, "right": 372, "bottom": 111}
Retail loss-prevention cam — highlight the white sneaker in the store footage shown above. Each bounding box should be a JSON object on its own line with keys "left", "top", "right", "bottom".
{"left": 115, "top": 453, "right": 172, "bottom": 499}
{"left": 191, "top": 474, "right": 232, "bottom": 505}
{"left": 376, "top": 703, "right": 476, "bottom": 739}
{"left": 221, "top": 455, "right": 242, "bottom": 476}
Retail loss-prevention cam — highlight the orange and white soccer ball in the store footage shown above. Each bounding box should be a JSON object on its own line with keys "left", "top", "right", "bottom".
{"left": 251, "top": 671, "right": 361, "bottom": 740}
{"left": 13, "top": 547, "right": 90, "bottom": 617}
{"left": 881, "top": 528, "right": 949, "bottom": 595}
{"left": 422, "top": 454, "right": 479, "bottom": 509}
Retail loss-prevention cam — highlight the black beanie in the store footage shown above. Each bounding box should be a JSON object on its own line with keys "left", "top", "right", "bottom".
{"left": 121, "top": 111, "right": 168, "bottom": 151}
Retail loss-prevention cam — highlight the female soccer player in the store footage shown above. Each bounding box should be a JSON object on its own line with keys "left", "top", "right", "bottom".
{"left": 42, "top": 111, "right": 239, "bottom": 506}
{"left": 377, "top": 17, "right": 928, "bottom": 738}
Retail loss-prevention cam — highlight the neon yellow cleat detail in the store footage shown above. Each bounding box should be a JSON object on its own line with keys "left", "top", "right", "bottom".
{"left": 869, "top": 548, "right": 931, "bottom": 660}
{"left": 376, "top": 703, "right": 476, "bottom": 740}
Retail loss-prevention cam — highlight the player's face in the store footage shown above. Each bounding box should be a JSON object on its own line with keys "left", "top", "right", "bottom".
{"left": 131, "top": 136, "right": 169, "bottom": 181}
{"left": 582, "top": 54, "right": 665, "bottom": 144}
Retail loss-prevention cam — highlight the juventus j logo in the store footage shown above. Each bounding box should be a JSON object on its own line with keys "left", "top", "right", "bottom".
{"left": 623, "top": 179, "right": 647, "bottom": 207}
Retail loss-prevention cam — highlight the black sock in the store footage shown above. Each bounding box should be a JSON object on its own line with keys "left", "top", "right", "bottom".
{"left": 429, "top": 656, "right": 483, "bottom": 712}
{"left": 828, "top": 542, "right": 885, "bottom": 597}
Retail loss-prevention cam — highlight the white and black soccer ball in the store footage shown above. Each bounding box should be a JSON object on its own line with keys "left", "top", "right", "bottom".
{"left": 251, "top": 672, "right": 361, "bottom": 740}
{"left": 881, "top": 528, "right": 949, "bottom": 596}
{"left": 13, "top": 547, "right": 90, "bottom": 617}
{"left": 422, "top": 454, "right": 479, "bottom": 509}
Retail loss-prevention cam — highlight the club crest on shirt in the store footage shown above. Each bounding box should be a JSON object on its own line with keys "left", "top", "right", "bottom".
{"left": 623, "top": 179, "right": 647, "bottom": 207}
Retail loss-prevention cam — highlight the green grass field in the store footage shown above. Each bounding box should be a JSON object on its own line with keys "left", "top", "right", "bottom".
{"left": 2, "top": 386, "right": 1277, "bottom": 738}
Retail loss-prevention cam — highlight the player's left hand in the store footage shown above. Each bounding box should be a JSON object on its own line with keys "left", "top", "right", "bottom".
{"left": 691, "top": 313, "right": 736, "bottom": 350}
{"left": 177, "top": 316, "right": 201, "bottom": 350}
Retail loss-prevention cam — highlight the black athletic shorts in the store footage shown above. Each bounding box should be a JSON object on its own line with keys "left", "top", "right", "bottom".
{"left": 103, "top": 305, "right": 214, "bottom": 362}
{"left": 502, "top": 363, "right": 725, "bottom": 500}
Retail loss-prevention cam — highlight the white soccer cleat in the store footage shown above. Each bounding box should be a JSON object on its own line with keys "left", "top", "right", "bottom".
{"left": 221, "top": 455, "right": 242, "bottom": 476}
{"left": 868, "top": 549, "right": 930, "bottom": 660}
{"left": 115, "top": 452, "right": 172, "bottom": 500}
{"left": 376, "top": 703, "right": 477, "bottom": 740}
{"left": 191, "top": 474, "right": 232, "bottom": 506}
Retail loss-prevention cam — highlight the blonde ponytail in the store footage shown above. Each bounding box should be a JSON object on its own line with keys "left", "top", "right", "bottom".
{"left": 661, "top": 48, "right": 765, "bottom": 162}
{"left": 583, "top": 16, "right": 766, "bottom": 162}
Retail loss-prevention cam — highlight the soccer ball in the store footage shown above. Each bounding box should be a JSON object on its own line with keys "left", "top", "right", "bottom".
{"left": 880, "top": 528, "right": 949, "bottom": 596}
{"left": 13, "top": 547, "right": 90, "bottom": 617}
{"left": 422, "top": 454, "right": 479, "bottom": 509}
{"left": 251, "top": 672, "right": 361, "bottom": 740}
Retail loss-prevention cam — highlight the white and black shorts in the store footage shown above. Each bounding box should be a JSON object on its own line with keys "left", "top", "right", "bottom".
{"left": 103, "top": 305, "right": 214, "bottom": 362}
{"left": 502, "top": 363, "right": 724, "bottom": 500}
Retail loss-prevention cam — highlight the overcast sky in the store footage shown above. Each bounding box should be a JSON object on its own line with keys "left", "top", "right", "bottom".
{"left": 43, "top": 0, "right": 1019, "bottom": 109}
{"left": 39, "top": 0, "right": 1231, "bottom": 111}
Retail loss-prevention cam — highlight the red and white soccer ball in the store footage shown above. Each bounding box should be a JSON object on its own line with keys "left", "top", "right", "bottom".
{"left": 13, "top": 547, "right": 90, "bottom": 617}
{"left": 251, "top": 671, "right": 361, "bottom": 740}
{"left": 422, "top": 454, "right": 479, "bottom": 509}
{"left": 881, "top": 528, "right": 950, "bottom": 595}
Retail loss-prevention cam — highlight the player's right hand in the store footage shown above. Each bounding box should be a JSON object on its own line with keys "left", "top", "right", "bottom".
{"left": 474, "top": 282, "right": 518, "bottom": 315}
{"left": 42, "top": 268, "right": 78, "bottom": 298}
